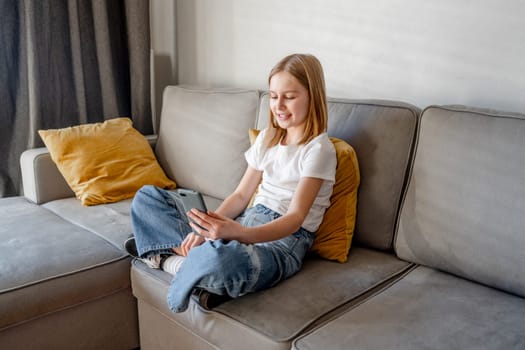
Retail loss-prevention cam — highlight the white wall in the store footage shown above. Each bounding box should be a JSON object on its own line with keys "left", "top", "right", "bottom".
{"left": 153, "top": 0, "right": 525, "bottom": 112}
{"left": 150, "top": 0, "right": 177, "bottom": 131}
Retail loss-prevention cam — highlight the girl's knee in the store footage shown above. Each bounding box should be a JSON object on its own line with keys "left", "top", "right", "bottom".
{"left": 137, "top": 185, "right": 160, "bottom": 198}
{"left": 192, "top": 241, "right": 248, "bottom": 270}
{"left": 133, "top": 185, "right": 162, "bottom": 203}
{"left": 132, "top": 185, "right": 160, "bottom": 213}
{"left": 190, "top": 241, "right": 223, "bottom": 262}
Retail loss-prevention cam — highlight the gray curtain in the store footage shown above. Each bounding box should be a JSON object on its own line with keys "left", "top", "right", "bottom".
{"left": 0, "top": 0, "right": 151, "bottom": 197}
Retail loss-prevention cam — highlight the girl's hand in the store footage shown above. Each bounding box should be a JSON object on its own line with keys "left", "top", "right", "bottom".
{"left": 187, "top": 209, "right": 244, "bottom": 241}
{"left": 177, "top": 232, "right": 205, "bottom": 256}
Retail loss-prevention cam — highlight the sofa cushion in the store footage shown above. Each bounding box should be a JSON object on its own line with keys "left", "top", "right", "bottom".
{"left": 0, "top": 197, "right": 131, "bottom": 330}
{"left": 396, "top": 105, "right": 525, "bottom": 298}
{"left": 258, "top": 94, "right": 419, "bottom": 250}
{"left": 40, "top": 194, "right": 223, "bottom": 250}
{"left": 38, "top": 118, "right": 176, "bottom": 206}
{"left": 131, "top": 247, "right": 412, "bottom": 349}
{"left": 41, "top": 197, "right": 134, "bottom": 250}
{"left": 156, "top": 86, "right": 260, "bottom": 200}
{"left": 293, "top": 266, "right": 525, "bottom": 350}
{"left": 311, "top": 137, "right": 359, "bottom": 262}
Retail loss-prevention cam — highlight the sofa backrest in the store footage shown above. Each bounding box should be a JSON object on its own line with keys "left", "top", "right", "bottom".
{"left": 396, "top": 105, "right": 525, "bottom": 298}
{"left": 157, "top": 86, "right": 419, "bottom": 252}
{"left": 258, "top": 93, "right": 420, "bottom": 251}
{"left": 155, "top": 86, "right": 260, "bottom": 200}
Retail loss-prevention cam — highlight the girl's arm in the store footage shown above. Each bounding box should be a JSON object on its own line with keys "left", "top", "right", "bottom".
{"left": 188, "top": 176, "right": 323, "bottom": 244}
{"left": 177, "top": 166, "right": 261, "bottom": 256}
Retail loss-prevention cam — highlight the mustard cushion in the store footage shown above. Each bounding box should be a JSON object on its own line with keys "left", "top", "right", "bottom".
{"left": 248, "top": 127, "right": 260, "bottom": 145}
{"left": 312, "top": 137, "right": 360, "bottom": 263}
{"left": 39, "top": 118, "right": 176, "bottom": 206}
{"left": 248, "top": 128, "right": 360, "bottom": 263}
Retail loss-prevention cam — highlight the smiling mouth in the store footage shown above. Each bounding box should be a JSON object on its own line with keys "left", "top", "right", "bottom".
{"left": 276, "top": 113, "right": 291, "bottom": 120}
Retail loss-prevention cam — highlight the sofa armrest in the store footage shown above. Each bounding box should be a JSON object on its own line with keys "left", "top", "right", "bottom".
{"left": 20, "top": 135, "right": 158, "bottom": 204}
{"left": 20, "top": 148, "right": 74, "bottom": 204}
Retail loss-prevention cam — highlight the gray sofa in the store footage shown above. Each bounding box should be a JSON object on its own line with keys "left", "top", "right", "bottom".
{"left": 1, "top": 86, "right": 524, "bottom": 349}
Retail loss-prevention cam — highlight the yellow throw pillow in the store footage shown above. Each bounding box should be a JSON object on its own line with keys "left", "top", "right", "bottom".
{"left": 248, "top": 128, "right": 360, "bottom": 263}
{"left": 248, "top": 127, "right": 260, "bottom": 145}
{"left": 312, "top": 137, "right": 360, "bottom": 263}
{"left": 39, "top": 118, "right": 176, "bottom": 206}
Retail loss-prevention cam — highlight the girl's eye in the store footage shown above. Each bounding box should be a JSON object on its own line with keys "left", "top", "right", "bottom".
{"left": 269, "top": 94, "right": 296, "bottom": 100}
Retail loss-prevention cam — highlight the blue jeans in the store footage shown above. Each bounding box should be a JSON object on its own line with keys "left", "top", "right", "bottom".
{"left": 130, "top": 185, "right": 315, "bottom": 312}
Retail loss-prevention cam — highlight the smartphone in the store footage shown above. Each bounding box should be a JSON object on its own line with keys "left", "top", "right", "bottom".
{"left": 173, "top": 188, "right": 208, "bottom": 214}
{"left": 171, "top": 188, "right": 208, "bottom": 233}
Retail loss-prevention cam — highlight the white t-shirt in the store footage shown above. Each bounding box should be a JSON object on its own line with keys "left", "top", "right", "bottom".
{"left": 245, "top": 129, "right": 337, "bottom": 232}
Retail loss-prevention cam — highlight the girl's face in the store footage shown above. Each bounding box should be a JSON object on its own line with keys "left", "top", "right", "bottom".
{"left": 269, "top": 71, "right": 309, "bottom": 143}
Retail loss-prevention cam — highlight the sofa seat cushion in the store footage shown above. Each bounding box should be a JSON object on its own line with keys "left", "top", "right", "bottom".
{"left": 0, "top": 197, "right": 131, "bottom": 330}
{"left": 41, "top": 195, "right": 224, "bottom": 250}
{"left": 42, "top": 197, "right": 134, "bottom": 250}
{"left": 131, "top": 247, "right": 412, "bottom": 349}
{"left": 293, "top": 266, "right": 525, "bottom": 350}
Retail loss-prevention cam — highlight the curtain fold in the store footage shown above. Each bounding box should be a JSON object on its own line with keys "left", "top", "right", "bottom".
{"left": 0, "top": 0, "right": 151, "bottom": 198}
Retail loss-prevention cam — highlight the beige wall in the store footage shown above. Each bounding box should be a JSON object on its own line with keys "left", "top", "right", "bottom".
{"left": 150, "top": 0, "right": 177, "bottom": 131}
{"left": 152, "top": 0, "right": 525, "bottom": 112}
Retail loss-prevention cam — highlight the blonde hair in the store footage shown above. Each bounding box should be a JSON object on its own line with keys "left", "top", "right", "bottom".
{"left": 266, "top": 53, "right": 328, "bottom": 147}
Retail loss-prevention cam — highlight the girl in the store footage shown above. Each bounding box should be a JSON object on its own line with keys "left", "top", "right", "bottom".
{"left": 127, "top": 53, "right": 337, "bottom": 312}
